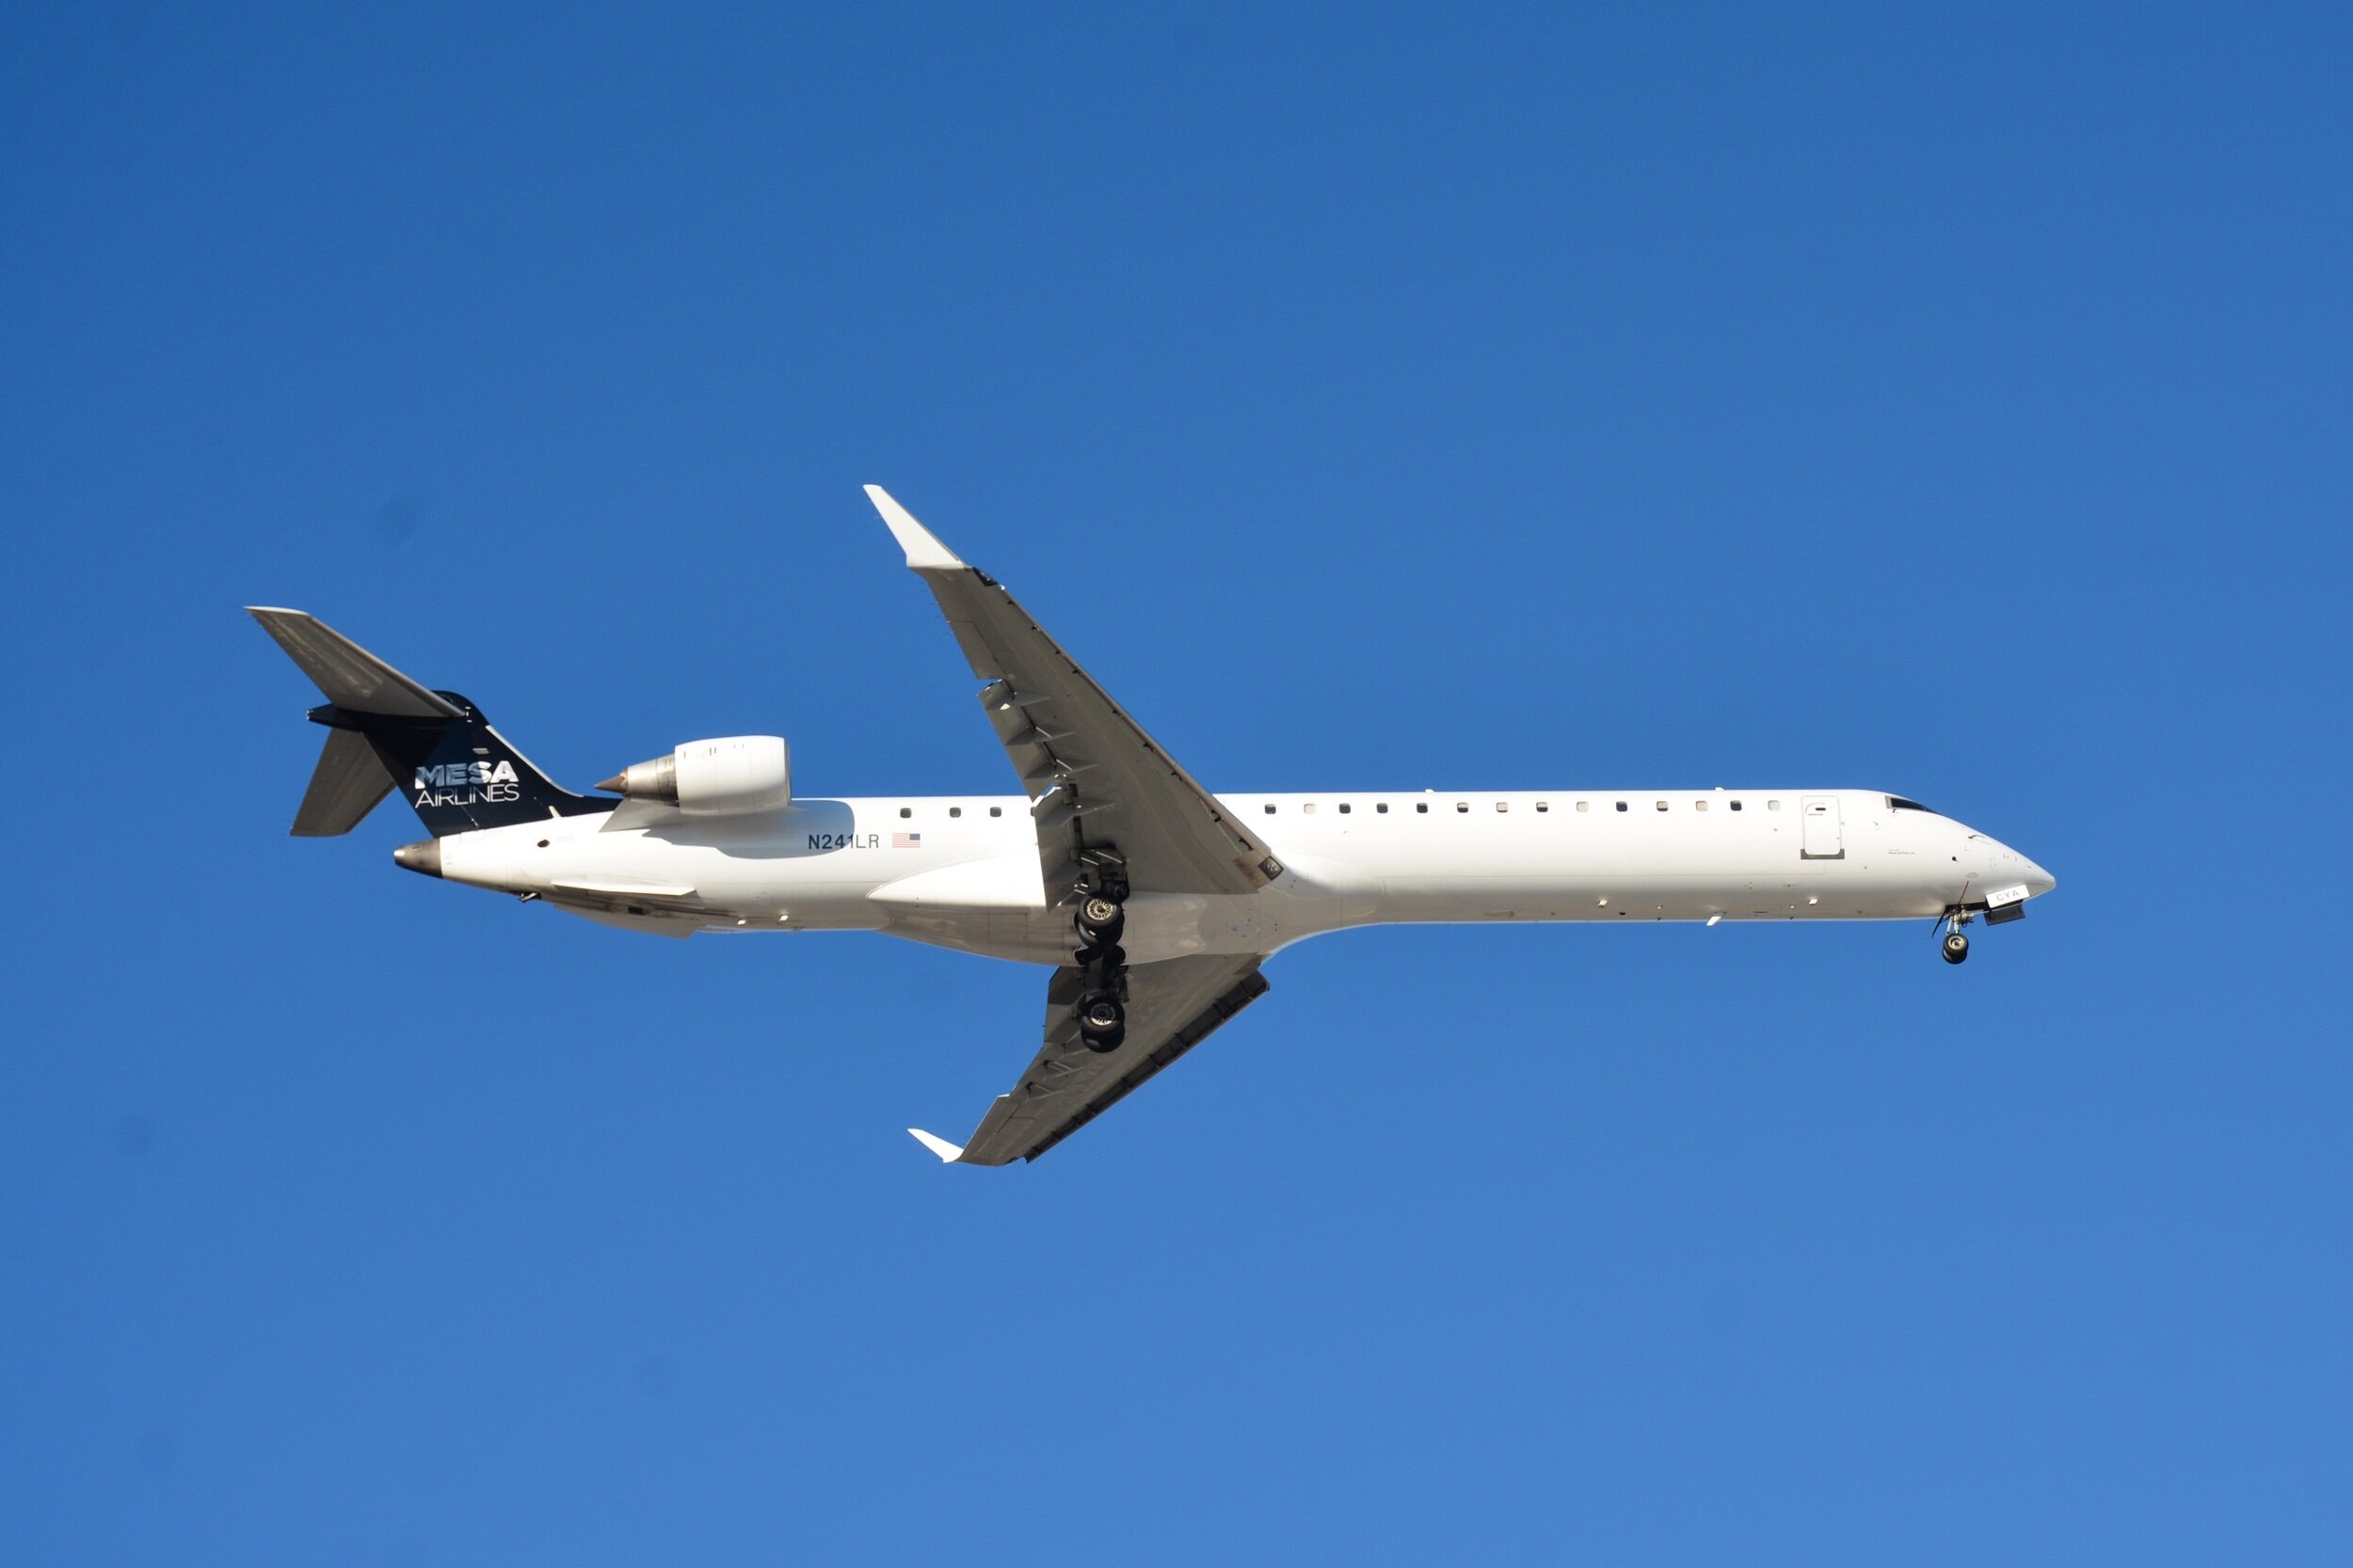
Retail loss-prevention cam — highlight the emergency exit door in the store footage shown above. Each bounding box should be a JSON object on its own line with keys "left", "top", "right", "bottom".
{"left": 1800, "top": 795, "right": 1843, "bottom": 859}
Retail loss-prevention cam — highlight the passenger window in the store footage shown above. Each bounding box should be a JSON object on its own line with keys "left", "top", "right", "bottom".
{"left": 1264, "top": 803, "right": 1277, "bottom": 814}
{"left": 1656, "top": 801, "right": 1668, "bottom": 811}
{"left": 1417, "top": 803, "right": 1429, "bottom": 813}
{"left": 990, "top": 806, "right": 1002, "bottom": 817}
{"left": 1577, "top": 801, "right": 1589, "bottom": 812}
{"left": 1304, "top": 803, "right": 1317, "bottom": 814}
{"left": 1535, "top": 802, "right": 1548, "bottom": 813}
{"left": 1730, "top": 801, "right": 1742, "bottom": 812}
{"left": 1456, "top": 802, "right": 1469, "bottom": 813}
{"left": 1768, "top": 799, "right": 1782, "bottom": 811}
{"left": 1615, "top": 801, "right": 1627, "bottom": 812}
{"left": 1496, "top": 801, "right": 1509, "bottom": 812}
{"left": 1338, "top": 803, "right": 1351, "bottom": 814}
{"left": 950, "top": 807, "right": 962, "bottom": 818}
{"left": 1693, "top": 800, "right": 1706, "bottom": 812}
{"left": 899, "top": 807, "right": 912, "bottom": 818}
{"left": 1376, "top": 803, "right": 1389, "bottom": 814}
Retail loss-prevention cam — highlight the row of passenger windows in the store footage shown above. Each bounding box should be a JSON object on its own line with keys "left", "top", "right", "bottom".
{"left": 886, "top": 798, "right": 1812, "bottom": 819}
{"left": 1260, "top": 798, "right": 1782, "bottom": 814}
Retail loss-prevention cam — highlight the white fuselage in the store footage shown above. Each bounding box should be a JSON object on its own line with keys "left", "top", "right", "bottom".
{"left": 432, "top": 787, "right": 2056, "bottom": 965}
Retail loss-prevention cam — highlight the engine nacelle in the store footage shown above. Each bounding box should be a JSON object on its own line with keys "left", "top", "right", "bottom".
{"left": 598, "top": 735, "right": 792, "bottom": 815}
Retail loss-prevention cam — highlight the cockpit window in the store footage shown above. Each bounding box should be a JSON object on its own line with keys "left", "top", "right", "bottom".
{"left": 1888, "top": 795, "right": 1935, "bottom": 813}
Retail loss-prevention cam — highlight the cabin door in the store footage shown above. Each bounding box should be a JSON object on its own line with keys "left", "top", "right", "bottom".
{"left": 1800, "top": 795, "right": 1844, "bottom": 859}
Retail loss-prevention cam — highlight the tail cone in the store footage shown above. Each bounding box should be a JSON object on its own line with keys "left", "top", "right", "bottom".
{"left": 392, "top": 840, "right": 442, "bottom": 877}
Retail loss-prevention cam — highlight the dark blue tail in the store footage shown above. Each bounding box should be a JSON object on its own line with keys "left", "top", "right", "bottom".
{"left": 250, "top": 607, "right": 608, "bottom": 839}
{"left": 311, "top": 694, "right": 607, "bottom": 837}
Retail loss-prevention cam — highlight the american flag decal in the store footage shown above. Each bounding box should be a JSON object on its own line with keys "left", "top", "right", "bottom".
{"left": 892, "top": 832, "right": 922, "bottom": 849}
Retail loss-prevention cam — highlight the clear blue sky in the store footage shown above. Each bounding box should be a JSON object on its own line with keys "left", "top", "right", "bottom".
{"left": 5, "top": 4, "right": 2349, "bottom": 1562}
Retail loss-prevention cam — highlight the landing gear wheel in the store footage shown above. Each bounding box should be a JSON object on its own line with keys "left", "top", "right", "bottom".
{"left": 1942, "top": 931, "right": 1971, "bottom": 965}
{"left": 1076, "top": 894, "right": 1126, "bottom": 947}
{"left": 1078, "top": 991, "right": 1128, "bottom": 1053}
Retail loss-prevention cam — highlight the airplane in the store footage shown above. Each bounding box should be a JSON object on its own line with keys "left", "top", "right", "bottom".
{"left": 251, "top": 486, "right": 2056, "bottom": 1166}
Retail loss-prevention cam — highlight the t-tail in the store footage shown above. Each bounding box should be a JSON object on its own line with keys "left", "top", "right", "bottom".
{"left": 248, "top": 608, "right": 607, "bottom": 839}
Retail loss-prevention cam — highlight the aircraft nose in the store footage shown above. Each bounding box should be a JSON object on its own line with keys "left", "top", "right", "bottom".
{"left": 392, "top": 840, "right": 442, "bottom": 878}
{"left": 2024, "top": 859, "right": 2056, "bottom": 897}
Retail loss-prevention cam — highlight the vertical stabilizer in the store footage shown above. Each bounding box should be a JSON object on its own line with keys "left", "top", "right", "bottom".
{"left": 249, "top": 607, "right": 607, "bottom": 838}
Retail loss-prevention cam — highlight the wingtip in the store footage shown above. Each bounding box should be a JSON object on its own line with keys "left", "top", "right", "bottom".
{"left": 906, "top": 1128, "right": 967, "bottom": 1163}
{"left": 863, "top": 486, "right": 967, "bottom": 571}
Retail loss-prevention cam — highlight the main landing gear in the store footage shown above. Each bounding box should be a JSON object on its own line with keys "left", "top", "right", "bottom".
{"left": 1076, "top": 989, "right": 1127, "bottom": 1048}
{"left": 1073, "top": 868, "right": 1130, "bottom": 1053}
{"left": 1076, "top": 892, "right": 1125, "bottom": 949}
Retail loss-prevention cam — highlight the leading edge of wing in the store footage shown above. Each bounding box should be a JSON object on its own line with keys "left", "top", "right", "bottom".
{"left": 865, "top": 485, "right": 967, "bottom": 571}
{"left": 857, "top": 485, "right": 1278, "bottom": 899}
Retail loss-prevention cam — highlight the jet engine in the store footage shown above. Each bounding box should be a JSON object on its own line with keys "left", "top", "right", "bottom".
{"left": 598, "top": 735, "right": 792, "bottom": 815}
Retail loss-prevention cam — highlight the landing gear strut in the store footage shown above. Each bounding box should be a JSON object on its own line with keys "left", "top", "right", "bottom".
{"left": 1937, "top": 905, "right": 1976, "bottom": 965}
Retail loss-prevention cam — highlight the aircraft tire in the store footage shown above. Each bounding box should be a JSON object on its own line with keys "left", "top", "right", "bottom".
{"left": 1077, "top": 992, "right": 1126, "bottom": 1034}
{"left": 1079, "top": 987, "right": 1127, "bottom": 1053}
{"left": 1942, "top": 932, "right": 1970, "bottom": 965}
{"left": 1077, "top": 895, "right": 1126, "bottom": 947}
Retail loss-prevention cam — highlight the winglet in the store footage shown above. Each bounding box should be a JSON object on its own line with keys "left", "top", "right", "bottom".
{"left": 906, "top": 1128, "right": 967, "bottom": 1163}
{"left": 864, "top": 486, "right": 968, "bottom": 571}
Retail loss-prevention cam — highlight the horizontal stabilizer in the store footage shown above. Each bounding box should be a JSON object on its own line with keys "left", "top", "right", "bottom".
{"left": 247, "top": 607, "right": 462, "bottom": 718}
{"left": 292, "top": 727, "right": 397, "bottom": 836}
{"left": 906, "top": 1128, "right": 968, "bottom": 1163}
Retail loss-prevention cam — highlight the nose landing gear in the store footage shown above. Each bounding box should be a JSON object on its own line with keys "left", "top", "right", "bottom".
{"left": 1936, "top": 905, "right": 1975, "bottom": 964}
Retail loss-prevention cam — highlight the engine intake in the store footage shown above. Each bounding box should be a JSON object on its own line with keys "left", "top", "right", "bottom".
{"left": 599, "top": 735, "right": 792, "bottom": 815}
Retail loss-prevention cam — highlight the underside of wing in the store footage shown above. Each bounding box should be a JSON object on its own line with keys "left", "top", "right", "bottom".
{"left": 912, "top": 954, "right": 1271, "bottom": 1166}
{"left": 866, "top": 487, "right": 1281, "bottom": 905}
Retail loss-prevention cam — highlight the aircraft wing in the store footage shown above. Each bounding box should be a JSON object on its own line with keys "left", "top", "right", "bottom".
{"left": 910, "top": 954, "right": 1271, "bottom": 1166}
{"left": 867, "top": 486, "right": 1282, "bottom": 904}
